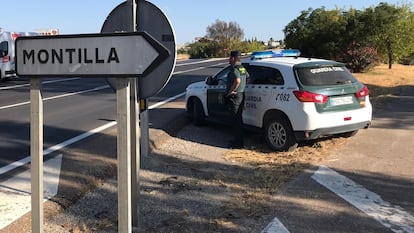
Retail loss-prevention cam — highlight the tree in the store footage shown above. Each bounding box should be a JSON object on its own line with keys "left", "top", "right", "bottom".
{"left": 283, "top": 3, "right": 414, "bottom": 69}
{"left": 283, "top": 9, "right": 312, "bottom": 55}
{"left": 364, "top": 3, "right": 414, "bottom": 68}
{"left": 284, "top": 7, "right": 348, "bottom": 59}
{"left": 206, "top": 19, "right": 244, "bottom": 54}
{"left": 242, "top": 39, "right": 266, "bottom": 53}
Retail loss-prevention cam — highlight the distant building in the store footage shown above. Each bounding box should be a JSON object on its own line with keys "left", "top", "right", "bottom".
{"left": 35, "top": 28, "right": 59, "bottom": 35}
{"left": 194, "top": 36, "right": 215, "bottom": 43}
{"left": 270, "top": 41, "right": 281, "bottom": 48}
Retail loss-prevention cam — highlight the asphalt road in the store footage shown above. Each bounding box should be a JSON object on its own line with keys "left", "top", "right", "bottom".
{"left": 0, "top": 57, "right": 230, "bottom": 232}
{"left": 0, "top": 78, "right": 114, "bottom": 168}
{"left": 0, "top": 58, "right": 228, "bottom": 175}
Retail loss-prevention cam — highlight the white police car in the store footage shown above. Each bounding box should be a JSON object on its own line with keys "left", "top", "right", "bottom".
{"left": 185, "top": 50, "right": 372, "bottom": 151}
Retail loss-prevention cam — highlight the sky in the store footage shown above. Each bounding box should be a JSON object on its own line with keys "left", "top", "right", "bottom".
{"left": 2, "top": 0, "right": 412, "bottom": 45}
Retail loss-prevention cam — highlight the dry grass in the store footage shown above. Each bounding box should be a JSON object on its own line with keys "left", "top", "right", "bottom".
{"left": 355, "top": 64, "right": 414, "bottom": 89}
{"left": 216, "top": 64, "right": 413, "bottom": 223}
{"left": 355, "top": 64, "right": 414, "bottom": 109}
{"left": 217, "top": 137, "right": 349, "bottom": 221}
{"left": 177, "top": 53, "right": 190, "bottom": 60}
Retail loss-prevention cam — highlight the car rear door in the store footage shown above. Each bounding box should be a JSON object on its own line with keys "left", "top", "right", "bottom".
{"left": 243, "top": 64, "right": 285, "bottom": 127}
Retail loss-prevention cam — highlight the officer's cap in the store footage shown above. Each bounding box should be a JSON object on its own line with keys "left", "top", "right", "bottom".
{"left": 230, "top": 50, "right": 241, "bottom": 57}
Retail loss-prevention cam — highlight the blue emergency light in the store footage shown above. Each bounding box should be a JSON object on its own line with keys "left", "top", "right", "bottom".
{"left": 251, "top": 49, "right": 301, "bottom": 60}
{"left": 273, "top": 49, "right": 301, "bottom": 57}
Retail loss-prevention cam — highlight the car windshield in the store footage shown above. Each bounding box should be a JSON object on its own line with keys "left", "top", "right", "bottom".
{"left": 295, "top": 65, "right": 358, "bottom": 86}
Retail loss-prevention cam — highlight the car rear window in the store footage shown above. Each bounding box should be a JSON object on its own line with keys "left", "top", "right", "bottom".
{"left": 295, "top": 65, "right": 358, "bottom": 86}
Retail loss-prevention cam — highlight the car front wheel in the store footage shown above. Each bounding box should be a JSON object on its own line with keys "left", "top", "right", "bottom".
{"left": 264, "top": 117, "right": 297, "bottom": 151}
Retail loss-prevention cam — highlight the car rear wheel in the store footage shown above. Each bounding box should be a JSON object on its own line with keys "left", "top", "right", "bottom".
{"left": 264, "top": 117, "right": 297, "bottom": 151}
{"left": 192, "top": 98, "right": 205, "bottom": 126}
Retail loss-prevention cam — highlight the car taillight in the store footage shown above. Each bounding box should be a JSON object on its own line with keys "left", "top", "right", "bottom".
{"left": 356, "top": 85, "right": 369, "bottom": 98}
{"left": 356, "top": 85, "right": 369, "bottom": 107}
{"left": 293, "top": 90, "right": 328, "bottom": 103}
{"left": 2, "top": 56, "right": 9, "bottom": 63}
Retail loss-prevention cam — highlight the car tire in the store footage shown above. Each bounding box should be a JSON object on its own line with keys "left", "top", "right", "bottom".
{"left": 264, "top": 117, "right": 297, "bottom": 151}
{"left": 192, "top": 98, "right": 205, "bottom": 126}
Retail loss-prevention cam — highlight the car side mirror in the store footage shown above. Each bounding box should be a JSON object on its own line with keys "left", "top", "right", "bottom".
{"left": 0, "top": 50, "right": 7, "bottom": 57}
{"left": 0, "top": 42, "right": 8, "bottom": 57}
{"left": 205, "top": 76, "right": 218, "bottom": 85}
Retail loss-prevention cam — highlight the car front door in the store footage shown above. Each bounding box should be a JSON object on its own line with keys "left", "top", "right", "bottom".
{"left": 207, "top": 66, "right": 232, "bottom": 123}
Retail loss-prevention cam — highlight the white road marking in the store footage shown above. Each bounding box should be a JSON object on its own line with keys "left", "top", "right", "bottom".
{"left": 0, "top": 121, "right": 117, "bottom": 176}
{"left": 312, "top": 166, "right": 414, "bottom": 233}
{"left": 175, "top": 58, "right": 225, "bottom": 67}
{"left": 173, "top": 67, "right": 206, "bottom": 74}
{"left": 149, "top": 92, "right": 185, "bottom": 109}
{"left": 0, "top": 154, "right": 62, "bottom": 229}
{"left": 173, "top": 62, "right": 228, "bottom": 75}
{"left": 0, "top": 78, "right": 81, "bottom": 90}
{"left": 261, "top": 217, "right": 290, "bottom": 233}
{"left": 0, "top": 85, "right": 109, "bottom": 110}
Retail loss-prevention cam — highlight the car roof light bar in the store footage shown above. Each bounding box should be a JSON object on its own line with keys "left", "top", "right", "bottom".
{"left": 273, "top": 49, "right": 301, "bottom": 57}
{"left": 251, "top": 49, "right": 301, "bottom": 60}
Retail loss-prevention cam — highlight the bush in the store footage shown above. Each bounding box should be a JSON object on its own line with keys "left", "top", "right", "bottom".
{"left": 399, "top": 53, "right": 414, "bottom": 65}
{"left": 342, "top": 42, "right": 381, "bottom": 72}
{"left": 187, "top": 39, "right": 221, "bottom": 58}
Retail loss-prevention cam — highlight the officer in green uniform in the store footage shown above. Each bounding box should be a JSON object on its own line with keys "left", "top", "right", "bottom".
{"left": 226, "top": 50, "right": 248, "bottom": 148}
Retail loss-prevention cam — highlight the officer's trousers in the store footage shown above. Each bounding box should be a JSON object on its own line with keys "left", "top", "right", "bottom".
{"left": 227, "top": 92, "right": 244, "bottom": 145}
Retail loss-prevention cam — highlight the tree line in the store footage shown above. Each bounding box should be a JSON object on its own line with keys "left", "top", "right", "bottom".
{"left": 183, "top": 19, "right": 266, "bottom": 58}
{"left": 184, "top": 2, "right": 414, "bottom": 71}
{"left": 284, "top": 2, "right": 414, "bottom": 70}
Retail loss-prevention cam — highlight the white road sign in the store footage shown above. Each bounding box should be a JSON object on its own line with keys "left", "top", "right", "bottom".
{"left": 16, "top": 32, "right": 169, "bottom": 77}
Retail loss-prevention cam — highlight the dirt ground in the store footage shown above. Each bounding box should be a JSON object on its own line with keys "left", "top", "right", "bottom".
{"left": 36, "top": 124, "right": 347, "bottom": 233}
{"left": 4, "top": 64, "right": 412, "bottom": 233}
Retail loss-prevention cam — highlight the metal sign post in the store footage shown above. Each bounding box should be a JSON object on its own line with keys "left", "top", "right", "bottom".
{"left": 130, "top": 77, "right": 140, "bottom": 229}
{"left": 30, "top": 78, "right": 43, "bottom": 233}
{"left": 129, "top": 0, "right": 140, "bottom": 229}
{"left": 116, "top": 78, "right": 132, "bottom": 233}
{"left": 16, "top": 28, "right": 169, "bottom": 232}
